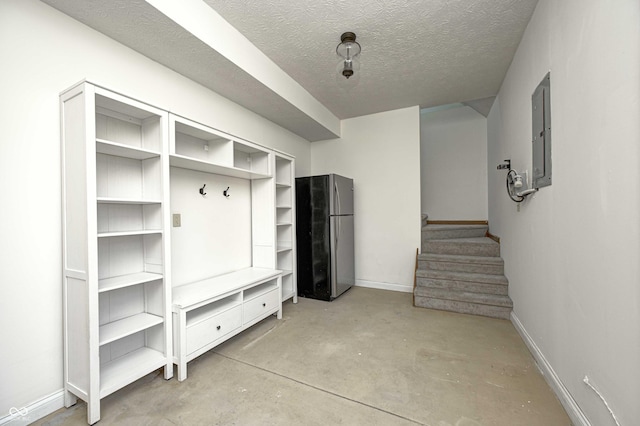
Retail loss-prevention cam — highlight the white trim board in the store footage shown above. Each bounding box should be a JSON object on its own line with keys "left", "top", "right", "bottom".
{"left": 0, "top": 390, "right": 64, "bottom": 425}
{"left": 510, "top": 312, "right": 590, "bottom": 426}
{"left": 355, "top": 279, "right": 413, "bottom": 293}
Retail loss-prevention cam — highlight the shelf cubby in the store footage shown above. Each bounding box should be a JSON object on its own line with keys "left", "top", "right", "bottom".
{"left": 95, "top": 94, "right": 163, "bottom": 153}
{"left": 277, "top": 250, "right": 293, "bottom": 271}
{"left": 234, "top": 142, "right": 270, "bottom": 175}
{"left": 275, "top": 157, "right": 292, "bottom": 187}
{"left": 99, "top": 342, "right": 166, "bottom": 398}
{"left": 98, "top": 233, "right": 163, "bottom": 278}
{"left": 276, "top": 186, "right": 292, "bottom": 207}
{"left": 99, "top": 313, "right": 164, "bottom": 346}
{"left": 173, "top": 121, "right": 233, "bottom": 166}
{"left": 169, "top": 115, "right": 272, "bottom": 179}
{"left": 97, "top": 202, "right": 162, "bottom": 234}
{"left": 96, "top": 154, "right": 162, "bottom": 201}
{"left": 276, "top": 207, "right": 292, "bottom": 224}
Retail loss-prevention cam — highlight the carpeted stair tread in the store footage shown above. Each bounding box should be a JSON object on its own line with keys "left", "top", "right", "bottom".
{"left": 422, "top": 224, "right": 489, "bottom": 241}
{"left": 414, "top": 286, "right": 513, "bottom": 308}
{"left": 418, "top": 253, "right": 504, "bottom": 265}
{"left": 414, "top": 295, "right": 512, "bottom": 320}
{"left": 416, "top": 276, "right": 509, "bottom": 296}
{"left": 416, "top": 269, "right": 509, "bottom": 285}
{"left": 427, "top": 237, "right": 497, "bottom": 245}
{"left": 424, "top": 237, "right": 500, "bottom": 257}
{"left": 422, "top": 223, "right": 489, "bottom": 230}
{"left": 418, "top": 253, "right": 505, "bottom": 275}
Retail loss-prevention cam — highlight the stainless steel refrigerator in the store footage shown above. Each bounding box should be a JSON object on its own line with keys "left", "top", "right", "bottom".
{"left": 295, "top": 174, "right": 355, "bottom": 301}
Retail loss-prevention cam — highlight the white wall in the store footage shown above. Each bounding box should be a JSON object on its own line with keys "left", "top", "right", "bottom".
{"left": 0, "top": 0, "right": 311, "bottom": 419}
{"left": 311, "top": 107, "right": 421, "bottom": 292}
{"left": 487, "top": 0, "right": 640, "bottom": 424}
{"left": 420, "top": 106, "right": 488, "bottom": 220}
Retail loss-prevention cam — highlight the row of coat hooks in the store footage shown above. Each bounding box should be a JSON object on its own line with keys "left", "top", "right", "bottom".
{"left": 199, "top": 184, "right": 230, "bottom": 198}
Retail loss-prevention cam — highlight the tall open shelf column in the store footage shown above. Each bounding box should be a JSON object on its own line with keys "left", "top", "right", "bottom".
{"left": 61, "top": 82, "right": 172, "bottom": 425}
{"left": 275, "top": 152, "right": 297, "bottom": 303}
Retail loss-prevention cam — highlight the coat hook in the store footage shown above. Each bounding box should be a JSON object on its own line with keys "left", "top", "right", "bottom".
{"left": 223, "top": 187, "right": 230, "bottom": 198}
{"left": 199, "top": 184, "right": 207, "bottom": 196}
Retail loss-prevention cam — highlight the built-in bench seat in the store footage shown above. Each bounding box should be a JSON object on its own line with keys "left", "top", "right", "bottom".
{"left": 172, "top": 267, "right": 282, "bottom": 381}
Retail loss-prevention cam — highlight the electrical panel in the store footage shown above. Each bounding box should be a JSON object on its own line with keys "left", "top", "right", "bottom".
{"left": 532, "top": 72, "right": 551, "bottom": 188}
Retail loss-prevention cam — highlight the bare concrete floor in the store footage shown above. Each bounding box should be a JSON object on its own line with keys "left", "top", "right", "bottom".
{"left": 35, "top": 287, "right": 571, "bottom": 425}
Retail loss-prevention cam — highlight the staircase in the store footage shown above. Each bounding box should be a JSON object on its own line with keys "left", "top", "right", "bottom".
{"left": 414, "top": 224, "right": 513, "bottom": 320}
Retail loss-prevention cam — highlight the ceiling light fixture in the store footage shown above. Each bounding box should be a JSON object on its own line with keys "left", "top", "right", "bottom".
{"left": 336, "top": 32, "right": 361, "bottom": 79}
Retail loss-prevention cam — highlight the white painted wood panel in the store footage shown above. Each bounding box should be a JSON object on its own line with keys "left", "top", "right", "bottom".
{"left": 185, "top": 305, "right": 242, "bottom": 354}
{"left": 242, "top": 288, "right": 279, "bottom": 324}
{"left": 65, "top": 278, "right": 90, "bottom": 394}
{"left": 170, "top": 167, "right": 251, "bottom": 286}
{"left": 62, "top": 91, "right": 88, "bottom": 272}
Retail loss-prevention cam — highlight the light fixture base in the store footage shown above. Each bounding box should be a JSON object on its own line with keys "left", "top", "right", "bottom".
{"left": 341, "top": 32, "right": 357, "bottom": 43}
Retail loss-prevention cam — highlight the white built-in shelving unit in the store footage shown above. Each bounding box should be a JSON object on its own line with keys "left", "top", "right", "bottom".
{"left": 61, "top": 82, "right": 173, "bottom": 425}
{"left": 275, "top": 153, "right": 297, "bottom": 302}
{"left": 61, "top": 83, "right": 297, "bottom": 424}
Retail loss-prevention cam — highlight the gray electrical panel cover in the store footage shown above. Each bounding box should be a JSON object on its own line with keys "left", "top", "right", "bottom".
{"left": 532, "top": 72, "right": 551, "bottom": 188}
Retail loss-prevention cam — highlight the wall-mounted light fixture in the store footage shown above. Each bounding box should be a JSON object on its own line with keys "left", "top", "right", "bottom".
{"left": 336, "top": 32, "right": 361, "bottom": 79}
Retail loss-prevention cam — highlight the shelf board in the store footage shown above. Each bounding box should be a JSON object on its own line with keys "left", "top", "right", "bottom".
{"left": 97, "top": 197, "right": 162, "bottom": 205}
{"left": 97, "top": 230, "right": 162, "bottom": 238}
{"left": 100, "top": 347, "right": 166, "bottom": 398}
{"left": 99, "top": 272, "right": 163, "bottom": 293}
{"left": 276, "top": 222, "right": 292, "bottom": 227}
{"left": 99, "top": 313, "right": 164, "bottom": 346}
{"left": 280, "top": 270, "right": 293, "bottom": 277}
{"left": 96, "top": 139, "right": 161, "bottom": 160}
{"left": 277, "top": 242, "right": 292, "bottom": 252}
{"left": 276, "top": 206, "right": 292, "bottom": 210}
{"left": 275, "top": 182, "right": 291, "bottom": 188}
{"left": 170, "top": 154, "right": 271, "bottom": 180}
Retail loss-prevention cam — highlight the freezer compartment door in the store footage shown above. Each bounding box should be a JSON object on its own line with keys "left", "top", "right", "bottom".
{"left": 330, "top": 214, "right": 355, "bottom": 299}
{"left": 330, "top": 174, "right": 354, "bottom": 216}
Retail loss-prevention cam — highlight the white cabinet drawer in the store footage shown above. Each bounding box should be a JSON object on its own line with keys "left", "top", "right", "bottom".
{"left": 186, "top": 305, "right": 242, "bottom": 355}
{"left": 243, "top": 288, "right": 279, "bottom": 325}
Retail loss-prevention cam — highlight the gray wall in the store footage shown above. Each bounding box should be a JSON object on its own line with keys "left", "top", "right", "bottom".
{"left": 487, "top": 0, "right": 640, "bottom": 423}
{"left": 421, "top": 106, "right": 488, "bottom": 220}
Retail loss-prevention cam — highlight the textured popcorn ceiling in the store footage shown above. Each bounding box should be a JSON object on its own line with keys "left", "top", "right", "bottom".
{"left": 204, "top": 0, "right": 538, "bottom": 118}
{"left": 42, "top": 0, "right": 538, "bottom": 140}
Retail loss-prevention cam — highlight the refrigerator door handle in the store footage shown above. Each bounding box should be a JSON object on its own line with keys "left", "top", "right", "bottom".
{"left": 335, "top": 216, "right": 340, "bottom": 255}
{"left": 334, "top": 181, "right": 341, "bottom": 216}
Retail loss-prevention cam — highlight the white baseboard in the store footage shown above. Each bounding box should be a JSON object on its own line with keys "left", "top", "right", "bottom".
{"left": 510, "top": 312, "right": 590, "bottom": 426}
{"left": 0, "top": 390, "right": 65, "bottom": 425}
{"left": 355, "top": 279, "right": 413, "bottom": 293}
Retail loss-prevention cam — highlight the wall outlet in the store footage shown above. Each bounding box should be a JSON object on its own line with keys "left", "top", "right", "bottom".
{"left": 203, "top": 144, "right": 209, "bottom": 151}
{"left": 173, "top": 213, "right": 181, "bottom": 227}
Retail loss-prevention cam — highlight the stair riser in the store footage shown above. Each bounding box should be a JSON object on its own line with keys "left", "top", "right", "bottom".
{"left": 414, "top": 296, "right": 511, "bottom": 320}
{"left": 422, "top": 227, "right": 488, "bottom": 242}
{"left": 416, "top": 277, "right": 509, "bottom": 296}
{"left": 418, "top": 260, "right": 504, "bottom": 275}
{"left": 424, "top": 241, "right": 500, "bottom": 257}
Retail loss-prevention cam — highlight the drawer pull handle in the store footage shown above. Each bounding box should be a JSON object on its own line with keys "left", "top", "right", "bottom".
{"left": 216, "top": 325, "right": 221, "bottom": 330}
{"left": 262, "top": 303, "right": 266, "bottom": 307}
